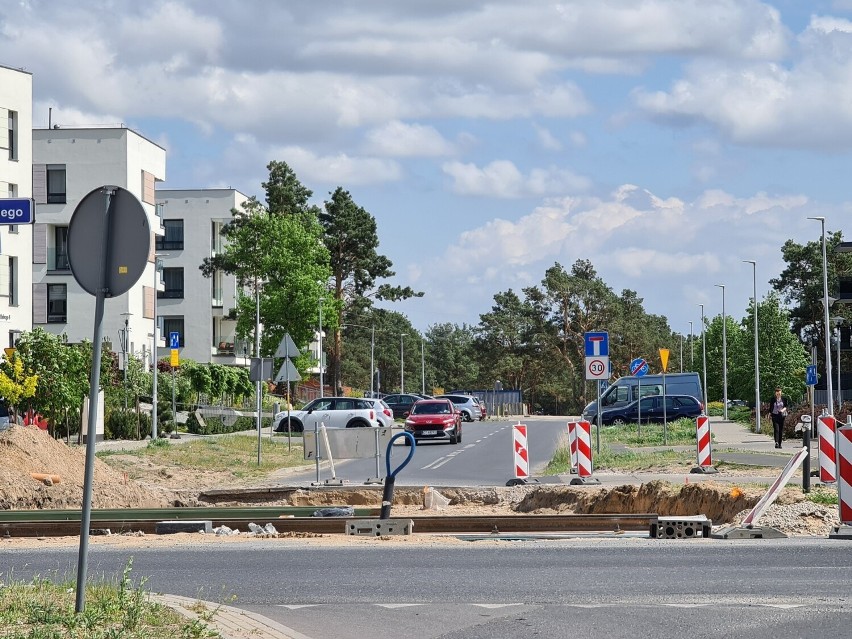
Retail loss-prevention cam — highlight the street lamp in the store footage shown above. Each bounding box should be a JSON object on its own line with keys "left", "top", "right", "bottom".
{"left": 699, "top": 304, "right": 709, "bottom": 410}
{"left": 151, "top": 254, "right": 167, "bottom": 439}
{"left": 400, "top": 333, "right": 405, "bottom": 393}
{"left": 715, "top": 284, "right": 728, "bottom": 420}
{"left": 421, "top": 339, "right": 426, "bottom": 395}
{"left": 318, "top": 297, "right": 325, "bottom": 397}
{"left": 832, "top": 317, "right": 844, "bottom": 410}
{"left": 119, "top": 312, "right": 132, "bottom": 412}
{"left": 679, "top": 333, "right": 683, "bottom": 372}
{"left": 743, "top": 260, "right": 761, "bottom": 433}
{"left": 809, "top": 216, "right": 835, "bottom": 416}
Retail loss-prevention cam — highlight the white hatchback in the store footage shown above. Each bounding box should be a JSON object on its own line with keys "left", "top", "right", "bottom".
{"left": 272, "top": 397, "right": 380, "bottom": 432}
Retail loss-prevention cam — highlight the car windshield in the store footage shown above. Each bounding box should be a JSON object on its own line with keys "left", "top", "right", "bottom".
{"left": 411, "top": 402, "right": 452, "bottom": 415}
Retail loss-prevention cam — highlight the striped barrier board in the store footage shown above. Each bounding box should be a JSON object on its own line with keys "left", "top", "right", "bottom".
{"left": 838, "top": 426, "right": 852, "bottom": 525}
{"left": 567, "top": 421, "right": 578, "bottom": 473}
{"left": 696, "top": 415, "right": 712, "bottom": 467}
{"left": 513, "top": 424, "right": 529, "bottom": 479}
{"left": 576, "top": 420, "right": 593, "bottom": 478}
{"left": 818, "top": 415, "right": 837, "bottom": 483}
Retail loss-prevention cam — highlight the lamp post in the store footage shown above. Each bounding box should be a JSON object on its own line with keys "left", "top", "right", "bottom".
{"left": 743, "top": 260, "right": 761, "bottom": 433}
{"left": 699, "top": 304, "right": 709, "bottom": 410}
{"left": 809, "top": 216, "right": 834, "bottom": 416}
{"left": 400, "top": 334, "right": 405, "bottom": 393}
{"left": 421, "top": 339, "right": 426, "bottom": 395}
{"left": 715, "top": 284, "right": 728, "bottom": 420}
{"left": 688, "top": 321, "right": 694, "bottom": 370}
{"left": 119, "top": 312, "right": 132, "bottom": 412}
{"left": 370, "top": 324, "right": 375, "bottom": 397}
{"left": 318, "top": 297, "right": 325, "bottom": 397}
{"left": 679, "top": 333, "right": 683, "bottom": 372}
{"left": 832, "top": 317, "right": 844, "bottom": 410}
{"left": 151, "top": 254, "right": 166, "bottom": 439}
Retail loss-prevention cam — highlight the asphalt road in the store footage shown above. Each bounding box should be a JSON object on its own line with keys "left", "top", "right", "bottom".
{"left": 5, "top": 539, "right": 852, "bottom": 639}
{"left": 284, "top": 418, "right": 570, "bottom": 486}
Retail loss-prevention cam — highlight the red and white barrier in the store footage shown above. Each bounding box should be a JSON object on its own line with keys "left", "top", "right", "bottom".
{"left": 696, "top": 415, "right": 712, "bottom": 468}
{"left": 838, "top": 426, "right": 852, "bottom": 525}
{"left": 575, "top": 420, "right": 593, "bottom": 478}
{"left": 818, "top": 415, "right": 837, "bottom": 483}
{"left": 513, "top": 423, "right": 529, "bottom": 480}
{"left": 567, "top": 421, "right": 578, "bottom": 473}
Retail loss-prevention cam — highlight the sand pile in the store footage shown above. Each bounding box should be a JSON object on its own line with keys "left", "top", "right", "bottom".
{"left": 0, "top": 425, "right": 170, "bottom": 510}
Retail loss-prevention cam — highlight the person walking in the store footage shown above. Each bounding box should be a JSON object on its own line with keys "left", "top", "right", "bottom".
{"left": 768, "top": 386, "right": 789, "bottom": 449}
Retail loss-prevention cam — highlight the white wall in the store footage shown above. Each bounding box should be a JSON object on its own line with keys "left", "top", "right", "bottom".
{"left": 0, "top": 65, "right": 33, "bottom": 346}
{"left": 155, "top": 189, "right": 248, "bottom": 364}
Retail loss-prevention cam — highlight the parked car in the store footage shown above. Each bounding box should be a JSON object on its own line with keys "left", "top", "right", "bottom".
{"left": 434, "top": 394, "right": 482, "bottom": 422}
{"left": 363, "top": 397, "right": 394, "bottom": 428}
{"left": 272, "top": 397, "right": 380, "bottom": 432}
{"left": 403, "top": 399, "right": 462, "bottom": 445}
{"left": 382, "top": 393, "right": 426, "bottom": 419}
{"left": 587, "top": 394, "right": 703, "bottom": 426}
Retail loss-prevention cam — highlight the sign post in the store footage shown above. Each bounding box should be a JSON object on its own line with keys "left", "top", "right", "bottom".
{"left": 659, "top": 348, "right": 670, "bottom": 445}
{"left": 585, "top": 332, "right": 609, "bottom": 454}
{"left": 630, "top": 357, "right": 649, "bottom": 436}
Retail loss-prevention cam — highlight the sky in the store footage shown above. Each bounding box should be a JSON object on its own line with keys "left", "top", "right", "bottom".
{"left": 3, "top": 0, "right": 852, "bottom": 347}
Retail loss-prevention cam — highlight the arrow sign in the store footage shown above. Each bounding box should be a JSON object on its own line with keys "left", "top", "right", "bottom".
{"left": 275, "top": 333, "right": 301, "bottom": 358}
{"left": 806, "top": 365, "right": 817, "bottom": 386}
{"left": 275, "top": 359, "right": 302, "bottom": 382}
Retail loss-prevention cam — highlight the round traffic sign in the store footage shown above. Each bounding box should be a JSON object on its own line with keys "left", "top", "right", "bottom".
{"left": 588, "top": 358, "right": 606, "bottom": 377}
{"left": 68, "top": 186, "right": 150, "bottom": 297}
{"left": 630, "top": 357, "right": 649, "bottom": 377}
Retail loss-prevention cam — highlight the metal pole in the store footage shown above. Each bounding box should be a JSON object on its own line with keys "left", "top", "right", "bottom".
{"left": 171, "top": 364, "right": 176, "bottom": 437}
{"left": 400, "top": 333, "right": 404, "bottom": 393}
{"left": 370, "top": 324, "right": 375, "bottom": 397}
{"left": 716, "top": 284, "right": 728, "bottom": 420}
{"left": 76, "top": 186, "right": 114, "bottom": 613}
{"left": 689, "top": 321, "right": 693, "bottom": 371}
{"left": 744, "top": 260, "right": 760, "bottom": 433}
{"left": 837, "top": 324, "right": 842, "bottom": 410}
{"left": 152, "top": 258, "right": 159, "bottom": 439}
{"left": 595, "top": 380, "right": 601, "bottom": 455}
{"left": 255, "top": 280, "right": 262, "bottom": 466}
{"left": 679, "top": 334, "right": 683, "bottom": 372}
{"left": 421, "top": 339, "right": 425, "bottom": 395}
{"left": 700, "top": 304, "right": 709, "bottom": 410}
{"left": 809, "top": 216, "right": 834, "bottom": 416}
{"left": 662, "top": 371, "right": 667, "bottom": 446}
{"left": 318, "top": 298, "right": 324, "bottom": 396}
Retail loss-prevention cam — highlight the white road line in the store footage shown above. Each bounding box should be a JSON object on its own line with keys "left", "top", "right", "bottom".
{"left": 278, "top": 605, "right": 319, "bottom": 609}
{"left": 464, "top": 444, "right": 475, "bottom": 449}
{"left": 431, "top": 458, "right": 453, "bottom": 469}
{"left": 376, "top": 603, "right": 425, "bottom": 609}
{"left": 421, "top": 457, "right": 447, "bottom": 470}
{"left": 470, "top": 603, "right": 523, "bottom": 609}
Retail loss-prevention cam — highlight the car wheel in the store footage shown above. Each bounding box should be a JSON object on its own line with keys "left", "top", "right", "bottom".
{"left": 611, "top": 417, "right": 626, "bottom": 426}
{"left": 404, "top": 437, "right": 412, "bottom": 447}
{"left": 462, "top": 411, "right": 472, "bottom": 422}
{"left": 346, "top": 419, "right": 369, "bottom": 428}
{"left": 457, "top": 426, "right": 462, "bottom": 443}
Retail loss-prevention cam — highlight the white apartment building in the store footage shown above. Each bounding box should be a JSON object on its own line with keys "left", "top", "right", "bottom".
{"left": 0, "top": 64, "right": 33, "bottom": 347}
{"left": 31, "top": 127, "right": 165, "bottom": 366}
{"left": 155, "top": 189, "right": 250, "bottom": 365}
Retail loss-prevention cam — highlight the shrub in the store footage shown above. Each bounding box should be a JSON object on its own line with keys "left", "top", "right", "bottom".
{"left": 104, "top": 411, "right": 150, "bottom": 440}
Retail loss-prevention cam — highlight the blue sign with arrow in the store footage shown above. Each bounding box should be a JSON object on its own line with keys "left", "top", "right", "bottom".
{"left": 806, "top": 364, "right": 817, "bottom": 386}
{"left": 169, "top": 331, "right": 180, "bottom": 349}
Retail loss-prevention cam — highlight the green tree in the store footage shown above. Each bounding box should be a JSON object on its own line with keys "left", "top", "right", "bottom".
{"left": 425, "top": 323, "right": 480, "bottom": 392}
{"left": 0, "top": 352, "right": 38, "bottom": 422}
{"left": 320, "top": 187, "right": 422, "bottom": 394}
{"left": 201, "top": 161, "right": 332, "bottom": 362}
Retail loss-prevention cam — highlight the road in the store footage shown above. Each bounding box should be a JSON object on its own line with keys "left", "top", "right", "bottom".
{"left": 4, "top": 539, "right": 851, "bottom": 638}
{"left": 284, "top": 418, "right": 570, "bottom": 486}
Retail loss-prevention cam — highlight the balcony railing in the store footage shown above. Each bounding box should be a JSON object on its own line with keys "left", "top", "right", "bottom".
{"left": 215, "top": 337, "right": 251, "bottom": 356}
{"left": 212, "top": 287, "right": 223, "bottom": 307}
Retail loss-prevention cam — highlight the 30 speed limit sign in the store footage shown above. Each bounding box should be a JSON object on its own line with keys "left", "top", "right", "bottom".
{"left": 585, "top": 356, "right": 609, "bottom": 380}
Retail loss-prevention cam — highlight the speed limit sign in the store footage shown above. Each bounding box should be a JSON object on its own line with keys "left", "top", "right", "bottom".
{"left": 586, "top": 356, "right": 609, "bottom": 380}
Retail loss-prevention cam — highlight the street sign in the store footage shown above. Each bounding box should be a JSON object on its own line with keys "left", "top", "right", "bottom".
{"left": 659, "top": 348, "right": 670, "bottom": 372}
{"left": 585, "top": 356, "right": 609, "bottom": 380}
{"left": 3, "top": 347, "right": 15, "bottom": 360}
{"left": 599, "top": 380, "right": 609, "bottom": 393}
{"left": 0, "top": 198, "right": 35, "bottom": 224}
{"left": 630, "top": 357, "right": 649, "bottom": 377}
{"left": 275, "top": 359, "right": 302, "bottom": 382}
{"left": 584, "top": 331, "right": 609, "bottom": 357}
{"left": 806, "top": 365, "right": 818, "bottom": 386}
{"left": 170, "top": 349, "right": 179, "bottom": 367}
{"left": 169, "top": 332, "right": 180, "bottom": 349}
{"left": 275, "top": 333, "right": 301, "bottom": 358}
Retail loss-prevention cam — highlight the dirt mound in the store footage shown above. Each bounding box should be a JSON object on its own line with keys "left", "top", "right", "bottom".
{"left": 0, "top": 425, "right": 170, "bottom": 510}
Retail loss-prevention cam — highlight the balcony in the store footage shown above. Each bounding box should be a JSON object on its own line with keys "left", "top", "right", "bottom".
{"left": 212, "top": 286, "right": 223, "bottom": 308}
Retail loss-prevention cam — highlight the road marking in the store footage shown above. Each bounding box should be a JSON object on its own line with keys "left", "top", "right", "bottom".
{"left": 432, "top": 458, "right": 452, "bottom": 469}
{"left": 421, "top": 457, "right": 447, "bottom": 470}
{"left": 470, "top": 603, "right": 523, "bottom": 609}
{"left": 661, "top": 603, "right": 712, "bottom": 608}
{"left": 754, "top": 604, "right": 805, "bottom": 609}
{"left": 376, "top": 603, "right": 424, "bottom": 609}
{"left": 464, "top": 444, "right": 475, "bottom": 449}
{"left": 279, "top": 605, "right": 319, "bottom": 609}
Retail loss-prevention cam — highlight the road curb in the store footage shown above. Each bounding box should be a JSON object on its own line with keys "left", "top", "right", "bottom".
{"left": 151, "top": 593, "right": 314, "bottom": 639}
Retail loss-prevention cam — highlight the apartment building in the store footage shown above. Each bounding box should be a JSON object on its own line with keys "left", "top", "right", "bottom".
{"left": 0, "top": 64, "right": 33, "bottom": 347}
{"left": 155, "top": 189, "right": 250, "bottom": 365}
{"left": 31, "top": 127, "right": 165, "bottom": 366}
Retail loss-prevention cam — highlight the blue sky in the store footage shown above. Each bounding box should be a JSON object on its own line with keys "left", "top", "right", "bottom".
{"left": 3, "top": 0, "right": 852, "bottom": 346}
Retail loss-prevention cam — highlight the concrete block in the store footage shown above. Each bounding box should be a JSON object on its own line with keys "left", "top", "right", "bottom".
{"left": 650, "top": 515, "right": 711, "bottom": 539}
{"left": 155, "top": 520, "right": 213, "bottom": 535}
{"left": 346, "top": 518, "right": 413, "bottom": 536}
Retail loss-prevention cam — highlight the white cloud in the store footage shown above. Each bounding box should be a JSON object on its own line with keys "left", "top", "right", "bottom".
{"left": 364, "top": 121, "right": 455, "bottom": 157}
{"left": 534, "top": 123, "right": 563, "bottom": 151}
{"left": 443, "top": 160, "right": 590, "bottom": 197}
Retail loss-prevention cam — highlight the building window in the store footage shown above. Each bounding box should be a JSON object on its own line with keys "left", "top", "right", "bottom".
{"left": 162, "top": 317, "right": 184, "bottom": 347}
{"left": 47, "top": 284, "right": 67, "bottom": 323}
{"left": 156, "top": 219, "right": 184, "bottom": 250}
{"left": 7, "top": 110, "right": 17, "bottom": 161}
{"left": 52, "top": 226, "right": 70, "bottom": 270}
{"left": 8, "top": 257, "right": 16, "bottom": 306}
{"left": 159, "top": 267, "right": 184, "bottom": 299}
{"left": 47, "top": 165, "right": 66, "bottom": 204}
{"left": 7, "top": 183, "right": 17, "bottom": 233}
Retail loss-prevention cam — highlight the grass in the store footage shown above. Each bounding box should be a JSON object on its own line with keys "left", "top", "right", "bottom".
{"left": 0, "top": 560, "right": 220, "bottom": 638}
{"left": 97, "top": 434, "right": 308, "bottom": 480}
{"left": 804, "top": 485, "right": 839, "bottom": 506}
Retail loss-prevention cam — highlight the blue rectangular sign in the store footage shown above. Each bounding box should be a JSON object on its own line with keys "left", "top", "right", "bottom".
{"left": 806, "top": 365, "right": 817, "bottom": 386}
{"left": 169, "top": 331, "right": 180, "bottom": 349}
{"left": 584, "top": 331, "right": 609, "bottom": 357}
{"left": 0, "top": 198, "right": 35, "bottom": 225}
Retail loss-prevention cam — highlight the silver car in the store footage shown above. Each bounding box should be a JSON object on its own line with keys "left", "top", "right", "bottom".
{"left": 363, "top": 397, "right": 395, "bottom": 428}
{"left": 272, "top": 397, "right": 380, "bottom": 432}
{"left": 435, "top": 394, "right": 482, "bottom": 422}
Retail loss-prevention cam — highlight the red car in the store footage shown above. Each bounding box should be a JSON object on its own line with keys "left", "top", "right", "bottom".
{"left": 476, "top": 398, "right": 487, "bottom": 420}
{"left": 403, "top": 399, "right": 462, "bottom": 445}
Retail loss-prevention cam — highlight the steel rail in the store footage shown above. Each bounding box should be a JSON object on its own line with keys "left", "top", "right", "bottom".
{"left": 0, "top": 513, "right": 655, "bottom": 538}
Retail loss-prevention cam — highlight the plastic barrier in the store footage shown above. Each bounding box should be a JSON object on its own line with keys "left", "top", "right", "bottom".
{"left": 567, "top": 421, "right": 578, "bottom": 474}
{"left": 690, "top": 415, "right": 717, "bottom": 474}
{"left": 818, "top": 414, "right": 837, "bottom": 483}
{"left": 513, "top": 423, "right": 529, "bottom": 480}
{"left": 570, "top": 420, "right": 600, "bottom": 485}
{"left": 837, "top": 426, "right": 852, "bottom": 526}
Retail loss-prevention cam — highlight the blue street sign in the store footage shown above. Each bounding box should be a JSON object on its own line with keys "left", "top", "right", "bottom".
{"left": 0, "top": 198, "right": 35, "bottom": 225}
{"left": 806, "top": 365, "right": 817, "bottom": 386}
{"left": 630, "top": 357, "right": 649, "bottom": 377}
{"left": 599, "top": 380, "right": 609, "bottom": 393}
{"left": 169, "top": 331, "right": 180, "bottom": 349}
{"left": 584, "top": 331, "right": 609, "bottom": 357}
